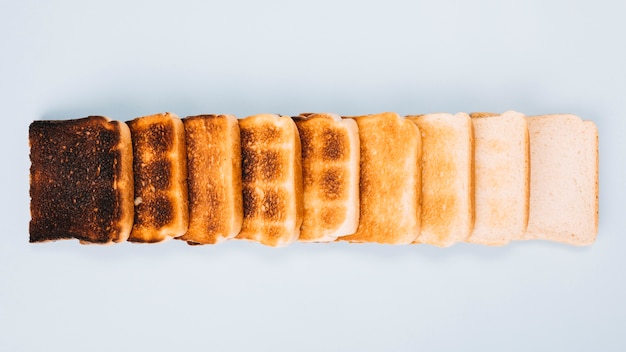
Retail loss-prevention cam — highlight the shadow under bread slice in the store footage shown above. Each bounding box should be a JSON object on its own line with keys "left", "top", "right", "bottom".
{"left": 178, "top": 114, "right": 242, "bottom": 245}
{"left": 127, "top": 112, "right": 188, "bottom": 243}
{"left": 29, "top": 116, "right": 133, "bottom": 244}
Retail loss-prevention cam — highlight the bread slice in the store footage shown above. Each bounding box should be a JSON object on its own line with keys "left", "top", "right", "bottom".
{"left": 467, "top": 111, "right": 529, "bottom": 245}
{"left": 524, "top": 114, "right": 598, "bottom": 245}
{"left": 235, "top": 114, "right": 303, "bottom": 247}
{"left": 29, "top": 116, "right": 133, "bottom": 244}
{"left": 293, "top": 113, "right": 360, "bottom": 242}
{"left": 127, "top": 112, "right": 189, "bottom": 243}
{"left": 406, "top": 113, "right": 473, "bottom": 247}
{"left": 178, "top": 114, "right": 243, "bottom": 245}
{"left": 339, "top": 112, "right": 420, "bottom": 244}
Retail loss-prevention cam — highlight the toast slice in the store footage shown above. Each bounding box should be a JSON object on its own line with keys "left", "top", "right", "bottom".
{"left": 29, "top": 116, "right": 133, "bottom": 244}
{"left": 524, "top": 114, "right": 598, "bottom": 245}
{"left": 293, "top": 113, "right": 360, "bottom": 242}
{"left": 339, "top": 112, "right": 420, "bottom": 244}
{"left": 235, "top": 114, "right": 303, "bottom": 247}
{"left": 178, "top": 114, "right": 243, "bottom": 245}
{"left": 127, "top": 112, "right": 189, "bottom": 243}
{"left": 467, "top": 111, "right": 529, "bottom": 245}
{"left": 406, "top": 113, "right": 473, "bottom": 247}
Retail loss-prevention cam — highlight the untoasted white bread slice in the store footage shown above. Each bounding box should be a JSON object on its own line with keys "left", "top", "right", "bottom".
{"left": 339, "top": 112, "right": 420, "bottom": 244}
{"left": 236, "top": 114, "right": 303, "bottom": 247}
{"left": 406, "top": 113, "right": 473, "bottom": 247}
{"left": 178, "top": 114, "right": 243, "bottom": 245}
{"left": 467, "top": 111, "right": 529, "bottom": 245}
{"left": 293, "top": 113, "right": 360, "bottom": 242}
{"left": 524, "top": 114, "right": 598, "bottom": 245}
{"left": 127, "top": 112, "right": 189, "bottom": 243}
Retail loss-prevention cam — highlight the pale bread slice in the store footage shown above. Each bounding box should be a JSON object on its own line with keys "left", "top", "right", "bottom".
{"left": 236, "top": 114, "right": 304, "bottom": 247}
{"left": 127, "top": 112, "right": 189, "bottom": 243}
{"left": 294, "top": 113, "right": 360, "bottom": 242}
{"left": 339, "top": 112, "right": 420, "bottom": 244}
{"left": 524, "top": 114, "right": 598, "bottom": 245}
{"left": 179, "top": 114, "right": 243, "bottom": 245}
{"left": 467, "top": 111, "right": 529, "bottom": 245}
{"left": 407, "top": 113, "right": 473, "bottom": 247}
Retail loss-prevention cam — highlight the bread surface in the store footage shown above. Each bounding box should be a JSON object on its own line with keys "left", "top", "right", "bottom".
{"left": 524, "top": 114, "right": 598, "bottom": 245}
{"left": 235, "top": 114, "right": 303, "bottom": 247}
{"left": 294, "top": 113, "right": 360, "bottom": 242}
{"left": 407, "top": 113, "right": 473, "bottom": 247}
{"left": 339, "top": 112, "right": 420, "bottom": 244}
{"left": 127, "top": 112, "right": 189, "bottom": 243}
{"left": 29, "top": 116, "right": 134, "bottom": 244}
{"left": 467, "top": 111, "right": 529, "bottom": 245}
{"left": 179, "top": 114, "right": 243, "bottom": 244}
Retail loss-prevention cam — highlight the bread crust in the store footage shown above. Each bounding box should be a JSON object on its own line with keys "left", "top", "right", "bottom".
{"left": 29, "top": 116, "right": 133, "bottom": 244}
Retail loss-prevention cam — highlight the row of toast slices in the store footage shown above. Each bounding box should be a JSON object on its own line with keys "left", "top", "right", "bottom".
{"left": 28, "top": 111, "right": 598, "bottom": 247}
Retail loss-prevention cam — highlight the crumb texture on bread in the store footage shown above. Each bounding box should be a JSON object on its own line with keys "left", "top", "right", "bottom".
{"left": 235, "top": 114, "right": 303, "bottom": 247}
{"left": 179, "top": 114, "right": 242, "bottom": 244}
{"left": 29, "top": 116, "right": 133, "bottom": 244}
{"left": 294, "top": 113, "right": 360, "bottom": 242}
{"left": 467, "top": 111, "right": 528, "bottom": 245}
{"left": 407, "top": 113, "right": 473, "bottom": 247}
{"left": 127, "top": 112, "right": 189, "bottom": 243}
{"left": 340, "top": 112, "right": 420, "bottom": 244}
{"left": 524, "top": 114, "right": 598, "bottom": 245}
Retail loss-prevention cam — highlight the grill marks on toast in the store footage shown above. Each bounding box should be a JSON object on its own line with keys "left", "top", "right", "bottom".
{"left": 294, "top": 113, "right": 359, "bottom": 242}
{"left": 29, "top": 116, "right": 133, "bottom": 244}
{"left": 127, "top": 113, "right": 188, "bottom": 243}
{"left": 179, "top": 114, "right": 243, "bottom": 244}
{"left": 236, "top": 114, "right": 303, "bottom": 247}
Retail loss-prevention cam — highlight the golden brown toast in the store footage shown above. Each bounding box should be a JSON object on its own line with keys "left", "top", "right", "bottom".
{"left": 127, "top": 112, "right": 189, "bottom": 243}
{"left": 178, "top": 114, "right": 243, "bottom": 244}
{"left": 235, "top": 114, "right": 303, "bottom": 247}
{"left": 407, "top": 113, "right": 473, "bottom": 247}
{"left": 294, "top": 113, "right": 360, "bottom": 242}
{"left": 339, "top": 112, "right": 421, "bottom": 244}
{"left": 29, "top": 116, "right": 133, "bottom": 244}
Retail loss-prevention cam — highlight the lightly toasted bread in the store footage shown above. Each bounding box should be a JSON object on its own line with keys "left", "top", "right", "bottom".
{"left": 178, "top": 114, "right": 243, "bottom": 245}
{"left": 127, "top": 112, "right": 189, "bottom": 243}
{"left": 406, "top": 113, "right": 473, "bottom": 247}
{"left": 235, "top": 114, "right": 303, "bottom": 247}
{"left": 29, "top": 116, "right": 134, "bottom": 244}
{"left": 524, "top": 114, "right": 598, "bottom": 245}
{"left": 467, "top": 111, "right": 529, "bottom": 245}
{"left": 293, "top": 113, "right": 360, "bottom": 242}
{"left": 339, "top": 112, "right": 420, "bottom": 244}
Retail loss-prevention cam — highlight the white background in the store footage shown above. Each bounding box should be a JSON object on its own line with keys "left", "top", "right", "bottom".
{"left": 2, "top": 0, "right": 625, "bottom": 351}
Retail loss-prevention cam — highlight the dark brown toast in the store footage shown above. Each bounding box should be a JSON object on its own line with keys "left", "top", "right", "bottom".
{"left": 29, "top": 116, "right": 134, "bottom": 244}
{"left": 178, "top": 114, "right": 243, "bottom": 245}
{"left": 127, "top": 112, "right": 189, "bottom": 243}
